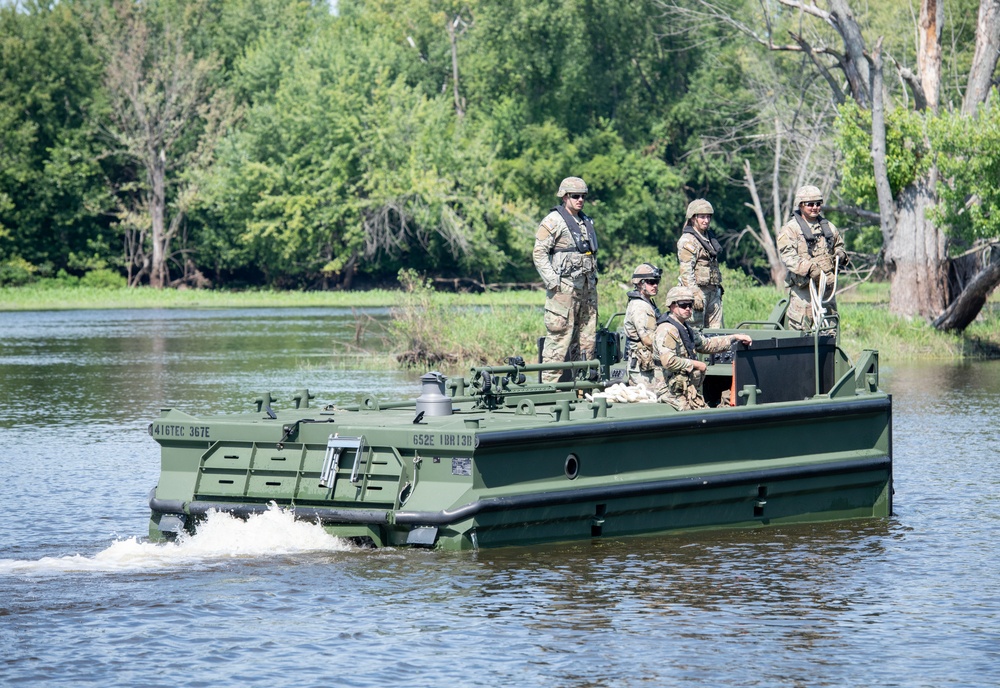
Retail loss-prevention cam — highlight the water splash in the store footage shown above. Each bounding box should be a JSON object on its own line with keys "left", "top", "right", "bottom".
{"left": 0, "top": 504, "right": 353, "bottom": 575}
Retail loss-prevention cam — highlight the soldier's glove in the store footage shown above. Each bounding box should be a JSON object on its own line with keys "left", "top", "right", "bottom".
{"left": 808, "top": 262, "right": 825, "bottom": 281}
{"left": 836, "top": 249, "right": 849, "bottom": 267}
{"left": 693, "top": 290, "right": 705, "bottom": 311}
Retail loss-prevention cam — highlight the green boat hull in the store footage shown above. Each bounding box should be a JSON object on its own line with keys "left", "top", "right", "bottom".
{"left": 148, "top": 332, "right": 892, "bottom": 550}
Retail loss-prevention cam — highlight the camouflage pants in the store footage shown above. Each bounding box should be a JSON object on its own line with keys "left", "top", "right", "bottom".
{"left": 627, "top": 367, "right": 659, "bottom": 389}
{"left": 786, "top": 286, "right": 838, "bottom": 332}
{"left": 541, "top": 277, "right": 598, "bottom": 383}
{"left": 690, "top": 285, "right": 723, "bottom": 329}
{"left": 656, "top": 372, "right": 707, "bottom": 411}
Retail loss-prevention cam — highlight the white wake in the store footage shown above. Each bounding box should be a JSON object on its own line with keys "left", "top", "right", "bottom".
{"left": 0, "top": 504, "right": 353, "bottom": 575}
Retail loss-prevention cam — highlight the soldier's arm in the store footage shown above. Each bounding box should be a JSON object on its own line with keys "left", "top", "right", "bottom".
{"left": 832, "top": 223, "right": 848, "bottom": 264}
{"left": 636, "top": 308, "right": 657, "bottom": 347}
{"left": 531, "top": 221, "right": 560, "bottom": 289}
{"left": 622, "top": 303, "right": 640, "bottom": 341}
{"left": 677, "top": 237, "right": 698, "bottom": 287}
{"left": 777, "top": 225, "right": 812, "bottom": 277}
{"left": 696, "top": 331, "right": 753, "bottom": 354}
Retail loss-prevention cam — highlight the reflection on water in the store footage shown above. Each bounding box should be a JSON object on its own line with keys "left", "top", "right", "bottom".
{"left": 1, "top": 309, "right": 999, "bottom": 686}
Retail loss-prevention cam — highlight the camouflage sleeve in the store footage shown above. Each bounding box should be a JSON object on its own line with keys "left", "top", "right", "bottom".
{"left": 777, "top": 221, "right": 811, "bottom": 278}
{"left": 830, "top": 221, "right": 847, "bottom": 263}
{"left": 654, "top": 323, "right": 694, "bottom": 374}
{"left": 532, "top": 217, "right": 560, "bottom": 289}
{"left": 695, "top": 332, "right": 735, "bottom": 355}
{"left": 635, "top": 303, "right": 657, "bottom": 347}
{"left": 623, "top": 301, "right": 641, "bottom": 341}
{"left": 677, "top": 235, "right": 698, "bottom": 288}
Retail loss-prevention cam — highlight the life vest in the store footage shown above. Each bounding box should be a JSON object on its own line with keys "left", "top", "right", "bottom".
{"left": 550, "top": 206, "right": 598, "bottom": 256}
{"left": 656, "top": 313, "right": 696, "bottom": 357}
{"left": 681, "top": 225, "right": 722, "bottom": 258}
{"left": 792, "top": 210, "right": 836, "bottom": 256}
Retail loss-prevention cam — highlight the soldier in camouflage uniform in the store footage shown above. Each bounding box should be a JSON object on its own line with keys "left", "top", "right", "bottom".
{"left": 532, "top": 177, "right": 599, "bottom": 383}
{"left": 776, "top": 185, "right": 848, "bottom": 331}
{"left": 677, "top": 199, "right": 724, "bottom": 328}
{"left": 653, "top": 286, "right": 752, "bottom": 411}
{"left": 623, "top": 262, "right": 662, "bottom": 388}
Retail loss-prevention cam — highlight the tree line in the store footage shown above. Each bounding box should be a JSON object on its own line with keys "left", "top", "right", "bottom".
{"left": 1, "top": 0, "right": 998, "bottom": 330}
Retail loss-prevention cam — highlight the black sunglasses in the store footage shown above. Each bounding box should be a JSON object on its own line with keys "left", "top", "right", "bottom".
{"left": 641, "top": 279, "right": 660, "bottom": 285}
{"left": 803, "top": 201, "right": 823, "bottom": 208}
{"left": 675, "top": 301, "right": 694, "bottom": 309}
{"left": 568, "top": 193, "right": 587, "bottom": 200}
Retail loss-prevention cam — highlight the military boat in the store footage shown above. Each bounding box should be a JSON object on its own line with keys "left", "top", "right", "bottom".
{"left": 147, "top": 303, "right": 892, "bottom": 550}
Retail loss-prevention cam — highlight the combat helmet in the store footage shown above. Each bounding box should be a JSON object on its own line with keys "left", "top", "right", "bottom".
{"left": 631, "top": 263, "right": 662, "bottom": 286}
{"left": 794, "top": 185, "right": 823, "bottom": 207}
{"left": 556, "top": 176, "right": 588, "bottom": 198}
{"left": 664, "top": 286, "right": 697, "bottom": 307}
{"left": 685, "top": 199, "right": 714, "bottom": 222}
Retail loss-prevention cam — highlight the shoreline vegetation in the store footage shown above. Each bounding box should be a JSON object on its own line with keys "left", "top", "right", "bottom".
{"left": 4, "top": 278, "right": 998, "bottom": 372}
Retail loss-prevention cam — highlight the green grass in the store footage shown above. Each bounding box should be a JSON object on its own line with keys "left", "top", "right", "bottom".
{"left": 0, "top": 284, "right": 539, "bottom": 311}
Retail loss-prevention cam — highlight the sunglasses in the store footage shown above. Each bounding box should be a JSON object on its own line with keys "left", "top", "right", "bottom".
{"left": 568, "top": 194, "right": 587, "bottom": 200}
{"left": 803, "top": 201, "right": 823, "bottom": 208}
{"left": 642, "top": 279, "right": 660, "bottom": 285}
{"left": 675, "top": 301, "right": 694, "bottom": 309}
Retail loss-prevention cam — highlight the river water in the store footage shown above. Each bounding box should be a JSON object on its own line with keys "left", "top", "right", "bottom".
{"left": 1, "top": 308, "right": 998, "bottom": 686}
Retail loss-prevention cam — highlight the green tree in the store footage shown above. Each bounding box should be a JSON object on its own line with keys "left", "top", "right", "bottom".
{"left": 0, "top": 1, "right": 114, "bottom": 277}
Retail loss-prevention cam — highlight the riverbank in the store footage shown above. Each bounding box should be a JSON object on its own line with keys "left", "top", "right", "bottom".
{"left": 2, "top": 283, "right": 997, "bottom": 365}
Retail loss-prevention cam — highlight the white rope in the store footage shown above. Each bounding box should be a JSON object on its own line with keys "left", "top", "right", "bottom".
{"left": 587, "top": 382, "right": 658, "bottom": 403}
{"left": 809, "top": 256, "right": 840, "bottom": 329}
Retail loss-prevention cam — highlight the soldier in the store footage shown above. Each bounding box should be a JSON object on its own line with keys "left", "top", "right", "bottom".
{"left": 677, "top": 199, "right": 724, "bottom": 328}
{"left": 623, "top": 262, "right": 662, "bottom": 388}
{"left": 532, "top": 176, "right": 599, "bottom": 383}
{"left": 653, "top": 286, "right": 752, "bottom": 411}
{"left": 776, "top": 185, "right": 848, "bottom": 331}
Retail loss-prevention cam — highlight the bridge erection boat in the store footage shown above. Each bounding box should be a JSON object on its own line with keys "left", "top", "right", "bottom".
{"left": 147, "top": 308, "right": 891, "bottom": 550}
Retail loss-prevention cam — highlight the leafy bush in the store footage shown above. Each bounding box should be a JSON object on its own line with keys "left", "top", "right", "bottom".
{"left": 0, "top": 258, "right": 37, "bottom": 287}
{"left": 79, "top": 268, "right": 127, "bottom": 289}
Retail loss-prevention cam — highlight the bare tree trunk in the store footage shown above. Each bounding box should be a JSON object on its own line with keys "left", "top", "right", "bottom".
{"left": 917, "top": 0, "right": 943, "bottom": 113}
{"left": 871, "top": 38, "right": 944, "bottom": 315}
{"left": 868, "top": 39, "right": 897, "bottom": 251}
{"left": 742, "top": 160, "right": 786, "bottom": 285}
{"left": 963, "top": 0, "right": 1000, "bottom": 113}
{"left": 827, "top": 0, "right": 871, "bottom": 105}
{"left": 149, "top": 151, "right": 167, "bottom": 289}
{"left": 888, "top": 170, "right": 948, "bottom": 316}
{"left": 446, "top": 15, "right": 466, "bottom": 119}
{"left": 933, "top": 246, "right": 1000, "bottom": 330}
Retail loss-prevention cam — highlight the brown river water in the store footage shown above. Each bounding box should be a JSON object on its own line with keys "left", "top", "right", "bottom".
{"left": 0, "top": 308, "right": 998, "bottom": 686}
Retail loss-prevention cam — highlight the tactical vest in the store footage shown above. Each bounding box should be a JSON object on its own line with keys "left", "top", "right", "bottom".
{"left": 793, "top": 210, "right": 836, "bottom": 256}
{"left": 681, "top": 225, "right": 722, "bottom": 258}
{"left": 656, "top": 313, "right": 696, "bottom": 358}
{"left": 550, "top": 206, "right": 598, "bottom": 256}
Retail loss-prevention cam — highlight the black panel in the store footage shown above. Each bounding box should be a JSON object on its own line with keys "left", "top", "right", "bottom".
{"left": 732, "top": 335, "right": 837, "bottom": 405}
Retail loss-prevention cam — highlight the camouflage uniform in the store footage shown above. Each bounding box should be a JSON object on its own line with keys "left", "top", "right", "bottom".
{"left": 533, "top": 177, "right": 599, "bottom": 383}
{"left": 777, "top": 186, "right": 847, "bottom": 331}
{"left": 623, "top": 267, "right": 661, "bottom": 388}
{"left": 677, "top": 199, "right": 724, "bottom": 328}
{"left": 653, "top": 287, "right": 738, "bottom": 411}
